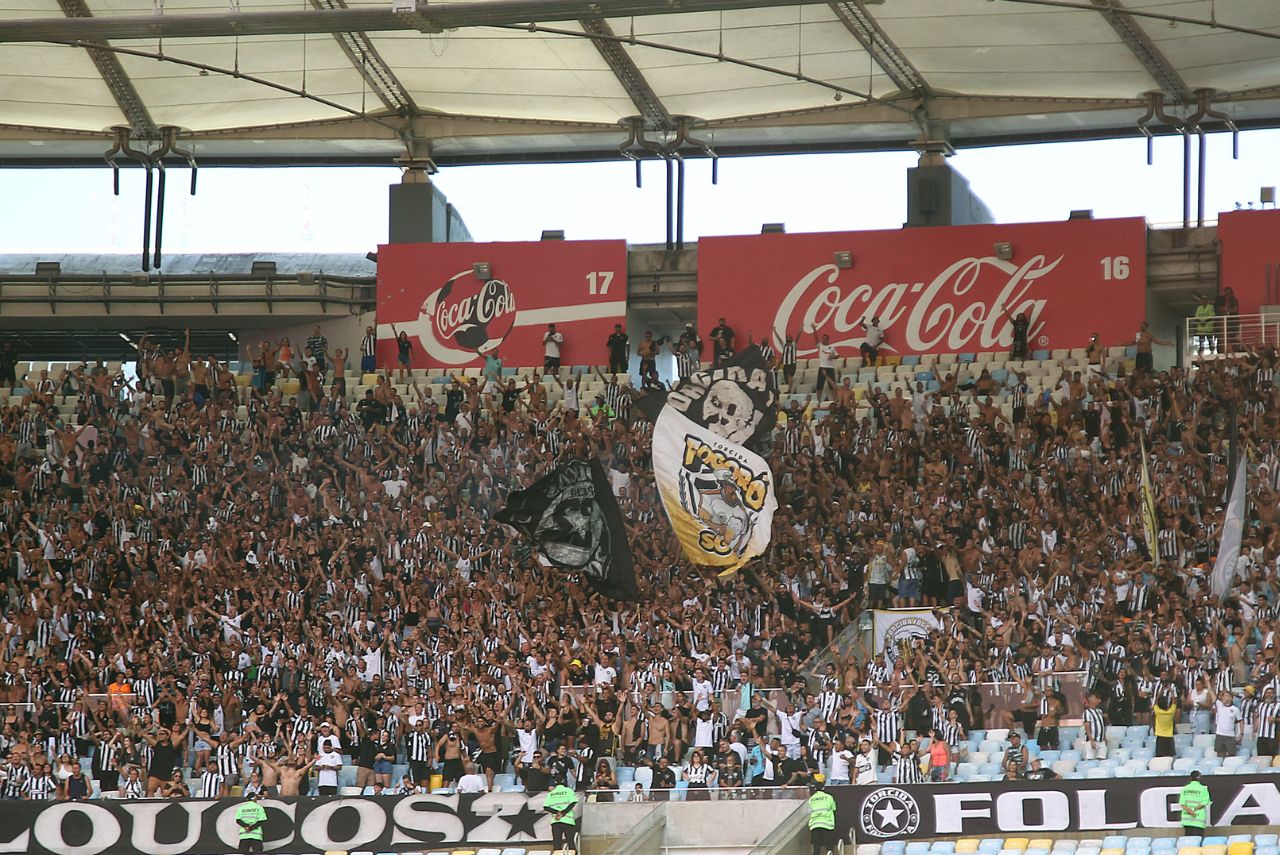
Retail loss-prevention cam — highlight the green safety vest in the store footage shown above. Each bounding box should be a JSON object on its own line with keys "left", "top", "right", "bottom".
{"left": 543, "top": 785, "right": 578, "bottom": 826}
{"left": 235, "top": 802, "right": 268, "bottom": 841}
{"left": 1194, "top": 304, "right": 1216, "bottom": 334}
{"left": 1179, "top": 781, "right": 1211, "bottom": 829}
{"left": 808, "top": 790, "right": 837, "bottom": 831}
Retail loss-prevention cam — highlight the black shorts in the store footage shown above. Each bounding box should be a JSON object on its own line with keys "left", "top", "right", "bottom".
{"left": 544, "top": 357, "right": 561, "bottom": 372}
{"left": 1136, "top": 351, "right": 1154, "bottom": 371}
{"left": 811, "top": 827, "right": 837, "bottom": 848}
{"left": 409, "top": 760, "right": 432, "bottom": 784}
{"left": 241, "top": 839, "right": 264, "bottom": 854}
{"left": 639, "top": 357, "right": 656, "bottom": 376}
{"left": 478, "top": 751, "right": 501, "bottom": 772}
{"left": 442, "top": 758, "right": 464, "bottom": 781}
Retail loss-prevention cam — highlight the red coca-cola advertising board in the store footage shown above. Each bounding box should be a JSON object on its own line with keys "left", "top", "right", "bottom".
{"left": 376, "top": 241, "right": 628, "bottom": 368}
{"left": 698, "top": 218, "right": 1148, "bottom": 358}
{"left": 1218, "top": 209, "right": 1280, "bottom": 315}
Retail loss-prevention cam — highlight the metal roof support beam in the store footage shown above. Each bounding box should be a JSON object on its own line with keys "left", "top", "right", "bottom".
{"left": 0, "top": 0, "right": 836, "bottom": 43}
{"left": 829, "top": 1, "right": 930, "bottom": 98}
{"left": 1090, "top": 0, "right": 1193, "bottom": 104}
{"left": 55, "top": 0, "right": 157, "bottom": 137}
{"left": 310, "top": 0, "right": 418, "bottom": 115}
{"left": 579, "top": 17, "right": 671, "bottom": 129}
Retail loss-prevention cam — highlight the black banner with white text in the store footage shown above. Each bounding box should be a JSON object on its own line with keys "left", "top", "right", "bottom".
{"left": 836, "top": 775, "right": 1280, "bottom": 840}
{"left": 0, "top": 792, "right": 559, "bottom": 855}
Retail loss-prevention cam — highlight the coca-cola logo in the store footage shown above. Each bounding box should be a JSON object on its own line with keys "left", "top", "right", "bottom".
{"left": 772, "top": 255, "right": 1061, "bottom": 354}
{"left": 429, "top": 273, "right": 517, "bottom": 354}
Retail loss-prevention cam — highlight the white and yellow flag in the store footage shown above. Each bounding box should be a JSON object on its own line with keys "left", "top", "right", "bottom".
{"left": 653, "top": 407, "right": 778, "bottom": 575}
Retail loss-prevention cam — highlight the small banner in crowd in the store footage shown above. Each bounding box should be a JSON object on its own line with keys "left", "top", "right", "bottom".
{"left": 652, "top": 407, "right": 778, "bottom": 574}
{"left": 872, "top": 608, "right": 944, "bottom": 661}
{"left": 0, "top": 792, "right": 557, "bottom": 855}
{"left": 834, "top": 774, "right": 1280, "bottom": 840}
{"left": 496, "top": 458, "right": 640, "bottom": 601}
{"left": 1138, "top": 434, "right": 1160, "bottom": 559}
{"left": 634, "top": 345, "right": 779, "bottom": 450}
{"left": 1213, "top": 405, "right": 1247, "bottom": 599}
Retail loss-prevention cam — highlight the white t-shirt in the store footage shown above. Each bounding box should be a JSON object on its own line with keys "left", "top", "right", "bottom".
{"left": 775, "top": 710, "right": 801, "bottom": 746}
{"left": 563, "top": 385, "right": 579, "bottom": 411}
{"left": 864, "top": 324, "right": 885, "bottom": 347}
{"left": 854, "top": 751, "right": 876, "bottom": 785}
{"left": 316, "top": 751, "right": 343, "bottom": 787}
{"left": 694, "top": 717, "right": 715, "bottom": 748}
{"left": 457, "top": 773, "right": 487, "bottom": 793}
{"left": 544, "top": 332, "right": 563, "bottom": 358}
{"left": 691, "top": 678, "right": 714, "bottom": 711}
{"left": 830, "top": 749, "right": 853, "bottom": 781}
{"left": 818, "top": 342, "right": 836, "bottom": 369}
{"left": 1215, "top": 700, "right": 1241, "bottom": 737}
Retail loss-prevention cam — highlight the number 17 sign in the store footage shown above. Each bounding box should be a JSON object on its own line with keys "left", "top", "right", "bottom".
{"left": 376, "top": 240, "right": 628, "bottom": 369}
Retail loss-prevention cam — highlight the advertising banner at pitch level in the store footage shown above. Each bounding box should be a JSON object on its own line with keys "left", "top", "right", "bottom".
{"left": 698, "top": 218, "right": 1147, "bottom": 360}
{"left": 376, "top": 240, "right": 627, "bottom": 369}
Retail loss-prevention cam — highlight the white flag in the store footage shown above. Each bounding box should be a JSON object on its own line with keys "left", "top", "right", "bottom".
{"left": 1212, "top": 454, "right": 1247, "bottom": 599}
{"left": 873, "top": 608, "right": 944, "bottom": 661}
{"left": 652, "top": 407, "right": 777, "bottom": 574}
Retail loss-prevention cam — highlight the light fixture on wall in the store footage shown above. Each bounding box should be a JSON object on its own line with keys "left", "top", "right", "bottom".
{"left": 833, "top": 251, "right": 853, "bottom": 269}
{"left": 993, "top": 242, "right": 1014, "bottom": 260}
{"left": 473, "top": 262, "right": 492, "bottom": 280}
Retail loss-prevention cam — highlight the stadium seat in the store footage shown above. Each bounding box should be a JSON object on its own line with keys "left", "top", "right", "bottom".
{"left": 979, "top": 840, "right": 1004, "bottom": 853}
{"left": 1006, "top": 839, "right": 1030, "bottom": 852}
{"left": 907, "top": 843, "right": 931, "bottom": 855}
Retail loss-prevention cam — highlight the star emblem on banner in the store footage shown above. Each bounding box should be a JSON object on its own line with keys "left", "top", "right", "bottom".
{"left": 859, "top": 787, "right": 922, "bottom": 838}
{"left": 500, "top": 801, "right": 543, "bottom": 839}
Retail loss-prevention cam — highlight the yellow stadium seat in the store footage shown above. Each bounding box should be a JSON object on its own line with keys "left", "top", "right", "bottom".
{"left": 882, "top": 355, "right": 902, "bottom": 366}
{"left": 324, "top": 851, "right": 347, "bottom": 855}
{"left": 1006, "top": 840, "right": 1030, "bottom": 852}
{"left": 957, "top": 841, "right": 981, "bottom": 853}
{"left": 1029, "top": 842, "right": 1054, "bottom": 852}
{"left": 1101, "top": 849, "right": 1124, "bottom": 855}
{"left": 1228, "top": 843, "right": 1253, "bottom": 855}
{"left": 1203, "top": 846, "right": 1227, "bottom": 855}
{"left": 362, "top": 373, "right": 379, "bottom": 386}
{"left": 234, "top": 373, "right": 250, "bottom": 387}
{"left": 1179, "top": 847, "right": 1203, "bottom": 855}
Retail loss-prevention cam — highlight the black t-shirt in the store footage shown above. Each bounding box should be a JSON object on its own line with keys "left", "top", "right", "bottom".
{"left": 1012, "top": 317, "right": 1030, "bottom": 344}
{"left": 546, "top": 754, "right": 574, "bottom": 782}
{"left": 0, "top": 350, "right": 16, "bottom": 372}
{"left": 1025, "top": 768, "right": 1058, "bottom": 781}
{"left": 652, "top": 767, "right": 677, "bottom": 789}
{"left": 607, "top": 333, "right": 629, "bottom": 362}
{"left": 149, "top": 740, "right": 179, "bottom": 777}
{"left": 520, "top": 764, "right": 550, "bottom": 794}
{"left": 501, "top": 388, "right": 521, "bottom": 412}
{"left": 358, "top": 740, "right": 378, "bottom": 768}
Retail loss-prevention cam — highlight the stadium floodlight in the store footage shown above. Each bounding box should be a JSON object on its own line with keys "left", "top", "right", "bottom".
{"left": 993, "top": 242, "right": 1014, "bottom": 260}
{"left": 472, "top": 262, "right": 492, "bottom": 280}
{"left": 366, "top": 251, "right": 379, "bottom": 263}
{"left": 540, "top": 230, "right": 565, "bottom": 241}
{"left": 833, "top": 251, "right": 853, "bottom": 269}
{"left": 761, "top": 223, "right": 786, "bottom": 234}
{"left": 1069, "top": 209, "right": 1095, "bottom": 220}
{"left": 1263, "top": 187, "right": 1276, "bottom": 208}
{"left": 34, "top": 261, "right": 60, "bottom": 276}
{"left": 251, "top": 261, "right": 277, "bottom": 275}
{"left": 228, "top": 332, "right": 238, "bottom": 342}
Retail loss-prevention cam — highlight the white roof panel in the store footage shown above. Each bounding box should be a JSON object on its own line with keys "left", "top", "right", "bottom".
{"left": 0, "top": 0, "right": 1276, "bottom": 163}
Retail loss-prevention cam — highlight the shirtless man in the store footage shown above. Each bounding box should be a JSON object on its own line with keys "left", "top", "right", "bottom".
{"left": 259, "top": 756, "right": 316, "bottom": 797}
{"left": 464, "top": 716, "right": 504, "bottom": 791}
{"left": 645, "top": 701, "right": 671, "bottom": 762}
{"left": 437, "top": 723, "right": 466, "bottom": 786}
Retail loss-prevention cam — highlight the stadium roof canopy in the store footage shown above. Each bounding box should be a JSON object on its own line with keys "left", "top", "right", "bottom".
{"left": 0, "top": 0, "right": 1278, "bottom": 166}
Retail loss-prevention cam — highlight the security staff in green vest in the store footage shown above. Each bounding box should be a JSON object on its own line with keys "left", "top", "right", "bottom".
{"left": 235, "top": 789, "right": 269, "bottom": 854}
{"left": 543, "top": 775, "right": 578, "bottom": 854}
{"left": 808, "top": 773, "right": 838, "bottom": 855}
{"left": 1179, "top": 770, "right": 1212, "bottom": 836}
{"left": 1194, "top": 295, "right": 1217, "bottom": 354}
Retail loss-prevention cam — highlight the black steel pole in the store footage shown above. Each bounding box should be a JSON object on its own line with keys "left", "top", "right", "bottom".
{"left": 1196, "top": 129, "right": 1207, "bottom": 229}
{"left": 676, "top": 158, "right": 686, "bottom": 251}
{"left": 665, "top": 156, "right": 674, "bottom": 251}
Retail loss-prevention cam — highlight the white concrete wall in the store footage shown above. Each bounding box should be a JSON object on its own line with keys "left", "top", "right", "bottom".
{"left": 237, "top": 311, "right": 374, "bottom": 366}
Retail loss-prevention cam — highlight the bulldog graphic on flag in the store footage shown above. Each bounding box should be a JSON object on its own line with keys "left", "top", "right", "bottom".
{"left": 653, "top": 407, "right": 777, "bottom": 574}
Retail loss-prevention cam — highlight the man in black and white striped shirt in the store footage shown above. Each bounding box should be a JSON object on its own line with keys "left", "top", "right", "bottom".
{"left": 1082, "top": 694, "right": 1108, "bottom": 760}
{"left": 361, "top": 325, "right": 377, "bottom": 373}
{"left": 199, "top": 761, "right": 225, "bottom": 799}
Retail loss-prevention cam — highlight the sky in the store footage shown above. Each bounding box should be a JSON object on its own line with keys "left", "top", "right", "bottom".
{"left": 0, "top": 128, "right": 1276, "bottom": 255}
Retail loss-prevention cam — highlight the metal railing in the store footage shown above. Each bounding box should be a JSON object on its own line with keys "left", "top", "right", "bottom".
{"left": 1184, "top": 311, "right": 1280, "bottom": 362}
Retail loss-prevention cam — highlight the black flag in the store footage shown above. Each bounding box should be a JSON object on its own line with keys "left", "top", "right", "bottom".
{"left": 495, "top": 458, "right": 640, "bottom": 601}
{"left": 632, "top": 345, "right": 778, "bottom": 451}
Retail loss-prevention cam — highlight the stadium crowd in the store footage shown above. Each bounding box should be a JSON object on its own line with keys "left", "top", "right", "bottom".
{"left": 0, "top": 322, "right": 1274, "bottom": 801}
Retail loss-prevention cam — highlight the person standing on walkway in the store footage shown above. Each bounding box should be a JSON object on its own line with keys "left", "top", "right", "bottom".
{"left": 1179, "top": 770, "right": 1212, "bottom": 837}
{"left": 807, "top": 773, "right": 838, "bottom": 855}
{"left": 543, "top": 776, "right": 578, "bottom": 855}
{"left": 235, "top": 789, "right": 269, "bottom": 855}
